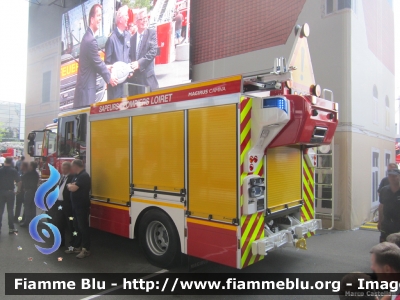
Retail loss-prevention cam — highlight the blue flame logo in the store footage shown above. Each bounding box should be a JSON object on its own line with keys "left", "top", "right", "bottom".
{"left": 35, "top": 165, "right": 60, "bottom": 211}
{"left": 29, "top": 165, "right": 61, "bottom": 254}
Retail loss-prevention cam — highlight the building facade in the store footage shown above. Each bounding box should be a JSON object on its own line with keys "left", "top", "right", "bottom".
{"left": 0, "top": 101, "right": 25, "bottom": 142}
{"left": 26, "top": 0, "right": 395, "bottom": 229}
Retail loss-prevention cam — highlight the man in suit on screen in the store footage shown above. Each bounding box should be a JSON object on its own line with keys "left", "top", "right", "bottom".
{"left": 105, "top": 5, "right": 131, "bottom": 100}
{"left": 128, "top": 9, "right": 159, "bottom": 94}
{"left": 73, "top": 4, "right": 118, "bottom": 108}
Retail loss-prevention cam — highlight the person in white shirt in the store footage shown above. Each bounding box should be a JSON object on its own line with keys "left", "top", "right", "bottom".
{"left": 0, "top": 156, "right": 5, "bottom": 166}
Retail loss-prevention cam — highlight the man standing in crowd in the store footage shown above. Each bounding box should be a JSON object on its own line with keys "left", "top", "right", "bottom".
{"left": 14, "top": 161, "right": 28, "bottom": 223}
{"left": 15, "top": 156, "right": 25, "bottom": 174}
{"left": 0, "top": 157, "right": 21, "bottom": 234}
{"left": 20, "top": 162, "right": 39, "bottom": 227}
{"left": 73, "top": 4, "right": 118, "bottom": 108}
{"left": 378, "top": 163, "right": 398, "bottom": 195}
{"left": 378, "top": 168, "right": 400, "bottom": 242}
{"left": 105, "top": 5, "right": 131, "bottom": 101}
{"left": 129, "top": 9, "right": 159, "bottom": 94}
{"left": 65, "top": 159, "right": 91, "bottom": 258}
{"left": 370, "top": 242, "right": 400, "bottom": 300}
{"left": 49, "top": 161, "right": 74, "bottom": 247}
{"left": 12, "top": 157, "right": 17, "bottom": 167}
{"left": 173, "top": 10, "right": 183, "bottom": 44}
{"left": 387, "top": 232, "right": 400, "bottom": 248}
{"left": 370, "top": 242, "right": 400, "bottom": 274}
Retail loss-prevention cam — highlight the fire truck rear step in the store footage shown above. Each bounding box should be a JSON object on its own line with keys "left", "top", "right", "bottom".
{"left": 251, "top": 218, "right": 322, "bottom": 256}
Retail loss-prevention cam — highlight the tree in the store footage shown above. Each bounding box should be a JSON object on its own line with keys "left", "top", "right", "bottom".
{"left": 121, "top": 0, "right": 152, "bottom": 11}
{"left": 0, "top": 123, "right": 6, "bottom": 142}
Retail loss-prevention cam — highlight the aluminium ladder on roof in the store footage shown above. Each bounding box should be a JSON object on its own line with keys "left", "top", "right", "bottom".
{"left": 314, "top": 89, "right": 335, "bottom": 230}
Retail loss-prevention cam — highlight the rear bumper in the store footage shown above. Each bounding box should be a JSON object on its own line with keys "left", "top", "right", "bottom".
{"left": 251, "top": 218, "right": 322, "bottom": 256}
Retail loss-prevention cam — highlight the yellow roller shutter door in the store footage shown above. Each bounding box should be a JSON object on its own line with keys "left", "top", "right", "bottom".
{"left": 266, "top": 146, "right": 302, "bottom": 211}
{"left": 188, "top": 104, "right": 237, "bottom": 222}
{"left": 91, "top": 118, "right": 130, "bottom": 204}
{"left": 132, "top": 111, "right": 184, "bottom": 192}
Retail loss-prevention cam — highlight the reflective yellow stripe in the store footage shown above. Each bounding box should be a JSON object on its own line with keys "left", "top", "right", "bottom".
{"left": 302, "top": 192, "right": 313, "bottom": 218}
{"left": 131, "top": 198, "right": 183, "bottom": 209}
{"left": 302, "top": 160, "right": 314, "bottom": 186}
{"left": 301, "top": 206, "right": 311, "bottom": 220}
{"left": 240, "top": 213, "right": 257, "bottom": 247}
{"left": 59, "top": 107, "right": 90, "bottom": 117}
{"left": 301, "top": 154, "right": 315, "bottom": 229}
{"left": 240, "top": 140, "right": 251, "bottom": 165}
{"left": 303, "top": 183, "right": 315, "bottom": 215}
{"left": 240, "top": 96, "right": 266, "bottom": 268}
{"left": 240, "top": 173, "right": 247, "bottom": 185}
{"left": 240, "top": 99, "right": 252, "bottom": 122}
{"left": 241, "top": 215, "right": 264, "bottom": 267}
{"left": 254, "top": 159, "right": 263, "bottom": 175}
{"left": 240, "top": 119, "right": 251, "bottom": 144}
{"left": 247, "top": 218, "right": 264, "bottom": 266}
{"left": 187, "top": 218, "right": 237, "bottom": 231}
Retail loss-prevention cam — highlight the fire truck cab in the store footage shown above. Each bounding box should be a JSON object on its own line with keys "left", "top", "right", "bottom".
{"left": 28, "top": 24, "right": 338, "bottom": 269}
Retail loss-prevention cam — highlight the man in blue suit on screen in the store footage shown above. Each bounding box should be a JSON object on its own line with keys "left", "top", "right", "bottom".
{"left": 128, "top": 9, "right": 159, "bottom": 94}
{"left": 73, "top": 4, "right": 118, "bottom": 108}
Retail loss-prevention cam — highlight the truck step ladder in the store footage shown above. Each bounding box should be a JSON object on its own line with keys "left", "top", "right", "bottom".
{"left": 314, "top": 89, "right": 335, "bottom": 229}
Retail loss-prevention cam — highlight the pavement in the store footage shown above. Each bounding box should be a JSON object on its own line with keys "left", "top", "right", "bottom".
{"left": 0, "top": 214, "right": 380, "bottom": 300}
{"left": 155, "top": 59, "right": 190, "bottom": 88}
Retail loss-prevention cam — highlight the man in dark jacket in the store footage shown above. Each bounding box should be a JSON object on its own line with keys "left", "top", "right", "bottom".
{"left": 378, "top": 163, "right": 398, "bottom": 195}
{"left": 65, "top": 159, "right": 91, "bottom": 259}
{"left": 14, "top": 161, "right": 28, "bottom": 223}
{"left": 49, "top": 161, "right": 75, "bottom": 247}
{"left": 20, "top": 162, "right": 39, "bottom": 227}
{"left": 73, "top": 4, "right": 118, "bottom": 108}
{"left": 129, "top": 9, "right": 159, "bottom": 94}
{"left": 0, "top": 157, "right": 21, "bottom": 234}
{"left": 105, "top": 5, "right": 131, "bottom": 100}
{"left": 15, "top": 156, "right": 24, "bottom": 174}
{"left": 378, "top": 169, "right": 400, "bottom": 242}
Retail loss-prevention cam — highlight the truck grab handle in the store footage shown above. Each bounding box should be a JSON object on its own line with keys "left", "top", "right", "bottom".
{"left": 322, "top": 89, "right": 334, "bottom": 102}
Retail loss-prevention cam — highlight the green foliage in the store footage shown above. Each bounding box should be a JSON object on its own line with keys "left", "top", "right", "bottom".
{"left": 0, "top": 123, "right": 5, "bottom": 142}
{"left": 120, "top": 0, "right": 152, "bottom": 11}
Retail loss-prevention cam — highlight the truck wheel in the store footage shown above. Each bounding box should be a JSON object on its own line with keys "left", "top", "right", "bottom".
{"left": 139, "top": 209, "right": 181, "bottom": 269}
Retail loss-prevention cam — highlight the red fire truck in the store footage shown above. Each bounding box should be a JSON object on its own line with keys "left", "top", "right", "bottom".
{"left": 28, "top": 24, "right": 338, "bottom": 269}
{"left": 1, "top": 148, "right": 16, "bottom": 158}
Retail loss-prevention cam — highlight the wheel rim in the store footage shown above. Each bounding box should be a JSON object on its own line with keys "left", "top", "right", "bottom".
{"left": 146, "top": 221, "right": 169, "bottom": 256}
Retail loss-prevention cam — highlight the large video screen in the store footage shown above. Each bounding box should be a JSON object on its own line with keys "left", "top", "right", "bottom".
{"left": 60, "top": 0, "right": 190, "bottom": 110}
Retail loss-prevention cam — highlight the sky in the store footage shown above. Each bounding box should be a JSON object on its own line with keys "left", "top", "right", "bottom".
{"left": 0, "top": 0, "right": 29, "bottom": 105}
